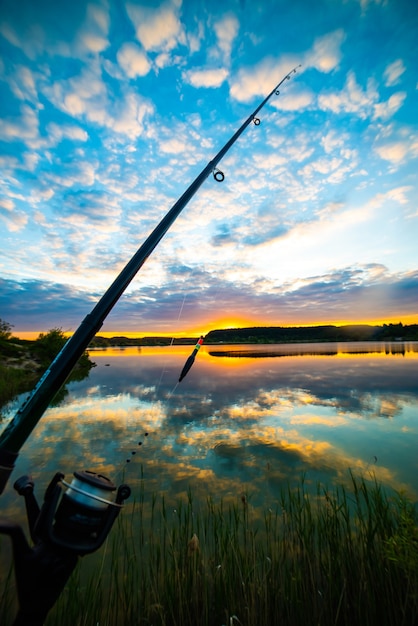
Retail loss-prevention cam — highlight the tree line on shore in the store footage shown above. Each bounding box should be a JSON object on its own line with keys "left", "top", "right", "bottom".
{"left": 204, "top": 322, "right": 418, "bottom": 344}
{"left": 89, "top": 322, "right": 418, "bottom": 346}
{"left": 2, "top": 319, "right": 417, "bottom": 353}
{"left": 3, "top": 320, "right": 415, "bottom": 409}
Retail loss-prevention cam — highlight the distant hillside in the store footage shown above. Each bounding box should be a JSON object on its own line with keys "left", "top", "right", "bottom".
{"left": 89, "top": 335, "right": 198, "bottom": 347}
{"left": 89, "top": 324, "right": 418, "bottom": 347}
{"left": 204, "top": 323, "right": 418, "bottom": 344}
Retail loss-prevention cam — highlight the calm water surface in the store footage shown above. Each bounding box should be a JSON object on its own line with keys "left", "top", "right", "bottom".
{"left": 1, "top": 341, "right": 418, "bottom": 524}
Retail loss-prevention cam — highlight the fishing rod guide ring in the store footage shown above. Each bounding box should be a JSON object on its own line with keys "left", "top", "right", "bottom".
{"left": 213, "top": 168, "right": 225, "bottom": 182}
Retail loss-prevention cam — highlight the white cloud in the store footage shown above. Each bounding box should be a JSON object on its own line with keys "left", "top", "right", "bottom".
{"left": 183, "top": 67, "right": 228, "bottom": 88}
{"left": 0, "top": 2, "right": 110, "bottom": 59}
{"left": 111, "top": 93, "right": 154, "bottom": 138}
{"left": 159, "top": 137, "right": 188, "bottom": 154}
{"left": 63, "top": 191, "right": 121, "bottom": 224}
{"left": 374, "top": 125, "right": 418, "bottom": 167}
{"left": 78, "top": 32, "right": 108, "bottom": 53}
{"left": 0, "top": 22, "right": 20, "bottom": 48}
{"left": 66, "top": 93, "right": 88, "bottom": 116}
{"left": 0, "top": 21, "right": 45, "bottom": 59}
{"left": 8, "top": 65, "right": 39, "bottom": 104}
{"left": 47, "top": 122, "right": 89, "bottom": 143}
{"left": 374, "top": 141, "right": 408, "bottom": 164}
{"left": 155, "top": 52, "right": 172, "bottom": 69}
{"left": 90, "top": 3, "right": 109, "bottom": 33}
{"left": 252, "top": 153, "right": 287, "bottom": 170}
{"left": 383, "top": 186, "right": 412, "bottom": 205}
{"left": 117, "top": 42, "right": 151, "bottom": 78}
{"left": 358, "top": 0, "right": 388, "bottom": 14}
{"left": 304, "top": 29, "right": 345, "bottom": 73}
{"left": 384, "top": 59, "right": 406, "bottom": 86}
{"left": 229, "top": 57, "right": 301, "bottom": 103}
{"left": 373, "top": 92, "right": 406, "bottom": 120}
{"left": 43, "top": 61, "right": 154, "bottom": 138}
{"left": 270, "top": 86, "right": 315, "bottom": 111}
{"left": 0, "top": 155, "right": 21, "bottom": 175}
{"left": 126, "top": 1, "right": 185, "bottom": 52}
{"left": 23, "top": 152, "right": 41, "bottom": 171}
{"left": 229, "top": 30, "right": 343, "bottom": 104}
{"left": 0, "top": 206, "right": 28, "bottom": 232}
{"left": 0, "top": 104, "right": 39, "bottom": 142}
{"left": 302, "top": 157, "right": 343, "bottom": 176}
{"left": 187, "top": 20, "right": 204, "bottom": 54}
{"left": 75, "top": 2, "right": 110, "bottom": 54}
{"left": 30, "top": 187, "right": 54, "bottom": 204}
{"left": 213, "top": 15, "right": 239, "bottom": 65}
{"left": 318, "top": 71, "right": 378, "bottom": 119}
{"left": 321, "top": 130, "right": 348, "bottom": 154}
{"left": 297, "top": 156, "right": 350, "bottom": 187}
{"left": 43, "top": 64, "right": 105, "bottom": 119}
{"left": 45, "top": 161, "right": 97, "bottom": 189}
{"left": 0, "top": 197, "right": 14, "bottom": 212}
{"left": 319, "top": 71, "right": 406, "bottom": 124}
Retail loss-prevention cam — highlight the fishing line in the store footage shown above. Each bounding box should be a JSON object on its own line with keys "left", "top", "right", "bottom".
{"left": 112, "top": 430, "right": 151, "bottom": 488}
{"left": 115, "top": 294, "right": 190, "bottom": 479}
{"left": 73, "top": 66, "right": 300, "bottom": 482}
{"left": 167, "top": 381, "right": 179, "bottom": 398}
{"left": 116, "top": 335, "right": 205, "bottom": 480}
{"left": 0, "top": 66, "right": 301, "bottom": 496}
{"left": 124, "top": 431, "right": 149, "bottom": 465}
{"left": 101, "top": 60, "right": 298, "bottom": 480}
{"left": 155, "top": 292, "right": 187, "bottom": 392}
{"left": 174, "top": 293, "right": 187, "bottom": 334}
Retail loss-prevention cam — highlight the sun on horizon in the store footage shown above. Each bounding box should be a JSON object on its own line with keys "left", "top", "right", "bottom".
{"left": 12, "top": 314, "right": 417, "bottom": 342}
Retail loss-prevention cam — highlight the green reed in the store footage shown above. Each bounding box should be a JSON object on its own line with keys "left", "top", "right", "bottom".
{"left": 1, "top": 473, "right": 417, "bottom": 626}
{"left": 0, "top": 364, "right": 35, "bottom": 409}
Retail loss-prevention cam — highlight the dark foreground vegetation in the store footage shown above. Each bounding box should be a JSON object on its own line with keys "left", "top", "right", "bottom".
{"left": 0, "top": 320, "right": 95, "bottom": 410}
{"left": 1, "top": 475, "right": 417, "bottom": 626}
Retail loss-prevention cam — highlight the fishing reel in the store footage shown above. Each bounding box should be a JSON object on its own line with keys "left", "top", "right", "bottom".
{"left": 0, "top": 470, "right": 130, "bottom": 625}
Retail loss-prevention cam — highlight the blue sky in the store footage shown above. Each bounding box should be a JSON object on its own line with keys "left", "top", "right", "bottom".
{"left": 0, "top": 0, "right": 417, "bottom": 337}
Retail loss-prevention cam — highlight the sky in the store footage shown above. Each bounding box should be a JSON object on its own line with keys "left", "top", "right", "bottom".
{"left": 0, "top": 0, "right": 417, "bottom": 338}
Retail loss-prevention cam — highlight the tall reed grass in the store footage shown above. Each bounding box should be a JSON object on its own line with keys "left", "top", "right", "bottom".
{"left": 1, "top": 473, "right": 417, "bottom": 625}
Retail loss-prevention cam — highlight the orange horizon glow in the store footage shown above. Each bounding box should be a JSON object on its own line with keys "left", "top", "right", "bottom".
{"left": 12, "top": 314, "right": 417, "bottom": 342}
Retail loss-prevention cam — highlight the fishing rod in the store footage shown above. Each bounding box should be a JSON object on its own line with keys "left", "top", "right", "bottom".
{"left": 0, "top": 65, "right": 301, "bottom": 494}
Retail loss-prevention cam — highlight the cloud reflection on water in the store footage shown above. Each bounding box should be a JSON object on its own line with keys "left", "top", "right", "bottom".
{"left": 2, "top": 342, "right": 417, "bottom": 525}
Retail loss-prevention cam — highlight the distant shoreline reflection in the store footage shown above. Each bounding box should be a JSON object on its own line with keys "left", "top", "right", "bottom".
{"left": 1, "top": 342, "right": 417, "bottom": 527}
{"left": 207, "top": 340, "right": 418, "bottom": 358}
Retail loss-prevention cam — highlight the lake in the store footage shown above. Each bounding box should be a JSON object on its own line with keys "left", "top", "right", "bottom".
{"left": 1, "top": 341, "right": 417, "bottom": 526}
{"left": 0, "top": 342, "right": 418, "bottom": 623}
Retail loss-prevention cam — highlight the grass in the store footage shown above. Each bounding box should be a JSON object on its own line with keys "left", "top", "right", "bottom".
{"left": 1, "top": 474, "right": 417, "bottom": 626}
{"left": 0, "top": 363, "right": 38, "bottom": 408}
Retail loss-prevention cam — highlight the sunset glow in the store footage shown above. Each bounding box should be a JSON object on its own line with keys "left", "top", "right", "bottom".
{"left": 1, "top": 1, "right": 417, "bottom": 335}
{"left": 13, "top": 312, "right": 418, "bottom": 343}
